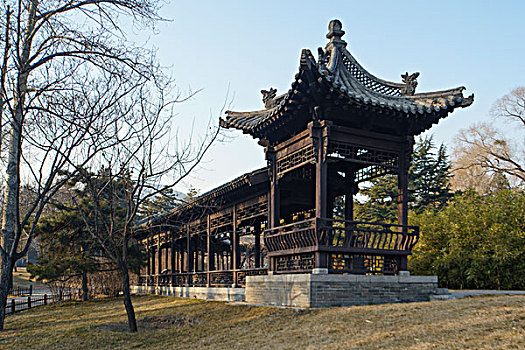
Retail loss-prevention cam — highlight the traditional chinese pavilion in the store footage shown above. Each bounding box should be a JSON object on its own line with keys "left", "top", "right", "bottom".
{"left": 135, "top": 20, "right": 473, "bottom": 306}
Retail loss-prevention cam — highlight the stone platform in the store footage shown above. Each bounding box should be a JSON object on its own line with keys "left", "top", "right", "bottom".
{"left": 132, "top": 273, "right": 438, "bottom": 307}
{"left": 245, "top": 273, "right": 438, "bottom": 308}
{"left": 131, "top": 285, "right": 245, "bottom": 302}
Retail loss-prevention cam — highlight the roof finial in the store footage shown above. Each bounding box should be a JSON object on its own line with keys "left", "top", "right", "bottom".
{"left": 261, "top": 88, "right": 278, "bottom": 109}
{"left": 326, "top": 19, "right": 347, "bottom": 48}
{"left": 401, "top": 72, "right": 420, "bottom": 95}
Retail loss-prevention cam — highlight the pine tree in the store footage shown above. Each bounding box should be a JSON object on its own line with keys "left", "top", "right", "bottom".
{"left": 28, "top": 201, "right": 99, "bottom": 301}
{"left": 355, "top": 136, "right": 453, "bottom": 222}
{"left": 28, "top": 170, "right": 145, "bottom": 300}
{"left": 410, "top": 136, "right": 453, "bottom": 213}
{"left": 355, "top": 175, "right": 398, "bottom": 223}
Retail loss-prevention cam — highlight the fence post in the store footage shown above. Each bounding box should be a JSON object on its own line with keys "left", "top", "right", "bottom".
{"left": 27, "top": 296, "right": 31, "bottom": 309}
{"left": 10, "top": 299, "right": 15, "bottom": 314}
{"left": 29, "top": 285, "right": 33, "bottom": 295}
{"left": 44, "top": 294, "right": 47, "bottom": 305}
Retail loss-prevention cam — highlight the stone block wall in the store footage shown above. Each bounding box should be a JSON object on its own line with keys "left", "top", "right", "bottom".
{"left": 131, "top": 285, "right": 245, "bottom": 302}
{"left": 246, "top": 274, "right": 438, "bottom": 308}
{"left": 245, "top": 274, "right": 311, "bottom": 307}
{"left": 132, "top": 274, "right": 438, "bottom": 307}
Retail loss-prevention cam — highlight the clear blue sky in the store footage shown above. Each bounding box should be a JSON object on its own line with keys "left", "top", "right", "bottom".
{"left": 143, "top": 0, "right": 525, "bottom": 194}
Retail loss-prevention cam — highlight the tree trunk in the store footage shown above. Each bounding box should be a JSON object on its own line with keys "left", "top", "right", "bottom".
{"left": 81, "top": 270, "right": 89, "bottom": 301}
{"left": 120, "top": 263, "right": 137, "bottom": 332}
{"left": 0, "top": 1, "right": 39, "bottom": 331}
{"left": 0, "top": 257, "right": 13, "bottom": 330}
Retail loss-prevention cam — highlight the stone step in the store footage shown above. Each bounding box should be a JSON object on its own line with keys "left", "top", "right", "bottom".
{"left": 430, "top": 294, "right": 456, "bottom": 301}
{"left": 435, "top": 288, "right": 450, "bottom": 295}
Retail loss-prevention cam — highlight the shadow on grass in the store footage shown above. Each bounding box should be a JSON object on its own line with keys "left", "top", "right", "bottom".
{"left": 5, "top": 296, "right": 213, "bottom": 334}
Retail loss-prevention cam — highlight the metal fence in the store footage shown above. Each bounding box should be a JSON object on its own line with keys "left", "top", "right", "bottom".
{"left": 6, "top": 292, "right": 80, "bottom": 315}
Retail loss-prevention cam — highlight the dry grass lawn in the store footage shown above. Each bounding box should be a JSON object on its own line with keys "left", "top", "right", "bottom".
{"left": 0, "top": 294, "right": 523, "bottom": 349}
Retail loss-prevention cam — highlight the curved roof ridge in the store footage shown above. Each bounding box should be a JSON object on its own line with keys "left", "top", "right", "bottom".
{"left": 221, "top": 19, "right": 474, "bottom": 138}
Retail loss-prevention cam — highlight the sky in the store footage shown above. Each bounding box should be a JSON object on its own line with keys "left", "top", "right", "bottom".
{"left": 140, "top": 0, "right": 525, "bottom": 194}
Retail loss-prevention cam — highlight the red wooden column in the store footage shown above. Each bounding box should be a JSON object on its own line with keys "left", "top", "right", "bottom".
{"left": 150, "top": 247, "right": 156, "bottom": 278}
{"left": 200, "top": 248, "right": 205, "bottom": 272}
{"left": 146, "top": 238, "right": 151, "bottom": 276}
{"left": 157, "top": 235, "right": 162, "bottom": 275}
{"left": 164, "top": 239, "right": 169, "bottom": 273}
{"left": 170, "top": 238, "right": 175, "bottom": 273}
{"left": 179, "top": 245, "right": 184, "bottom": 273}
{"left": 186, "top": 225, "right": 193, "bottom": 285}
{"left": 232, "top": 204, "right": 240, "bottom": 286}
{"left": 397, "top": 144, "right": 409, "bottom": 228}
{"left": 266, "top": 147, "right": 279, "bottom": 273}
{"left": 254, "top": 220, "right": 261, "bottom": 268}
{"left": 397, "top": 138, "right": 413, "bottom": 271}
{"left": 266, "top": 148, "right": 280, "bottom": 228}
{"left": 310, "top": 117, "right": 329, "bottom": 271}
{"left": 344, "top": 171, "right": 355, "bottom": 221}
{"left": 206, "top": 215, "right": 214, "bottom": 286}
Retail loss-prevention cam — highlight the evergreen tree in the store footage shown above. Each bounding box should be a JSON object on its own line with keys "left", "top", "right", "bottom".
{"left": 410, "top": 136, "right": 453, "bottom": 213}
{"left": 138, "top": 188, "right": 183, "bottom": 218}
{"left": 354, "top": 175, "right": 398, "bottom": 223}
{"left": 28, "top": 206, "right": 99, "bottom": 301}
{"left": 28, "top": 170, "right": 145, "bottom": 300}
{"left": 354, "top": 136, "right": 452, "bottom": 222}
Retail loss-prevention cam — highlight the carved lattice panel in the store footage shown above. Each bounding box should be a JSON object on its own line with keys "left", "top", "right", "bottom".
{"left": 328, "top": 141, "right": 398, "bottom": 169}
{"left": 276, "top": 145, "right": 315, "bottom": 177}
{"left": 210, "top": 211, "right": 233, "bottom": 229}
{"left": 189, "top": 221, "right": 207, "bottom": 235}
{"left": 236, "top": 200, "right": 268, "bottom": 223}
{"left": 355, "top": 164, "right": 395, "bottom": 183}
{"left": 275, "top": 253, "right": 315, "bottom": 273}
{"left": 341, "top": 54, "right": 403, "bottom": 97}
{"left": 329, "top": 254, "right": 399, "bottom": 275}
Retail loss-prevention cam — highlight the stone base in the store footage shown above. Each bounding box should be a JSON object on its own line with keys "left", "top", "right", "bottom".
{"left": 245, "top": 273, "right": 438, "bottom": 308}
{"left": 131, "top": 285, "right": 245, "bottom": 302}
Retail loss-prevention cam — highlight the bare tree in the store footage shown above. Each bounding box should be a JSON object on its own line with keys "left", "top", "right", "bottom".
{"left": 71, "top": 82, "right": 219, "bottom": 332}
{"left": 452, "top": 88, "right": 525, "bottom": 191}
{"left": 0, "top": 1, "right": 166, "bottom": 331}
{"left": 491, "top": 87, "right": 525, "bottom": 126}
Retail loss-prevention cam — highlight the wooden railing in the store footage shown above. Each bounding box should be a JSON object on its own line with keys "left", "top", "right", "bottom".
{"left": 264, "top": 218, "right": 317, "bottom": 253}
{"left": 138, "top": 268, "right": 268, "bottom": 288}
{"left": 264, "top": 218, "right": 419, "bottom": 254}
{"left": 319, "top": 218, "right": 419, "bottom": 253}
{"left": 264, "top": 218, "right": 419, "bottom": 274}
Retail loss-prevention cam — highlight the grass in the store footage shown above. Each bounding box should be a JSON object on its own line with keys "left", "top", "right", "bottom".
{"left": 0, "top": 294, "right": 523, "bottom": 349}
